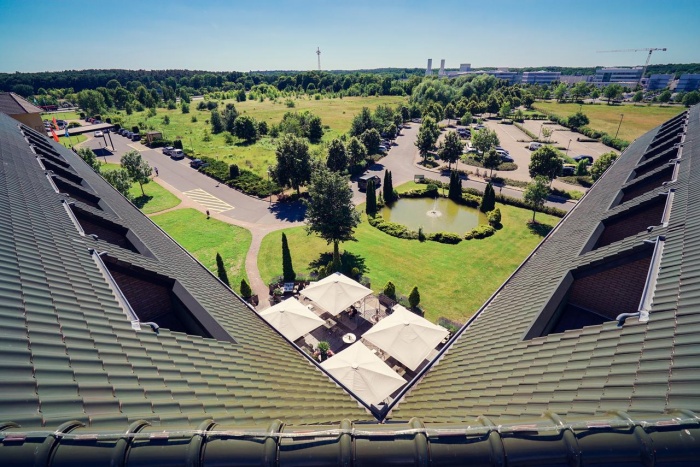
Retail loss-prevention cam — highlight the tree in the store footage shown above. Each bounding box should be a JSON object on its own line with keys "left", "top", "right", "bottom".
{"left": 460, "top": 111, "right": 473, "bottom": 126}
{"left": 181, "top": 102, "right": 190, "bottom": 114}
{"left": 571, "top": 82, "right": 590, "bottom": 100}
{"left": 346, "top": 137, "right": 367, "bottom": 166}
{"left": 444, "top": 103, "right": 456, "bottom": 124}
{"left": 383, "top": 281, "right": 396, "bottom": 300}
{"left": 567, "top": 111, "right": 589, "bottom": 129}
{"left": 529, "top": 146, "right": 563, "bottom": 182}
{"left": 233, "top": 115, "right": 258, "bottom": 143}
{"left": 524, "top": 176, "right": 550, "bottom": 223}
{"left": 349, "top": 107, "right": 375, "bottom": 136}
{"left": 281, "top": 233, "right": 296, "bottom": 282}
{"left": 554, "top": 83, "right": 568, "bottom": 102}
{"left": 498, "top": 102, "right": 511, "bottom": 119}
{"left": 483, "top": 148, "right": 501, "bottom": 177}
{"left": 273, "top": 134, "right": 312, "bottom": 195}
{"left": 76, "top": 89, "right": 106, "bottom": 116}
{"left": 305, "top": 167, "right": 361, "bottom": 264}
{"left": 575, "top": 159, "right": 589, "bottom": 176}
{"left": 120, "top": 150, "right": 152, "bottom": 196}
{"left": 383, "top": 170, "right": 396, "bottom": 204}
{"left": 471, "top": 128, "right": 500, "bottom": 156}
{"left": 215, "top": 253, "right": 230, "bottom": 286}
{"left": 480, "top": 182, "right": 496, "bottom": 213}
{"left": 438, "top": 131, "right": 464, "bottom": 171}
{"left": 361, "top": 128, "right": 381, "bottom": 155}
{"left": 541, "top": 126, "right": 553, "bottom": 142}
{"left": 306, "top": 114, "right": 323, "bottom": 142}
{"left": 658, "top": 90, "right": 672, "bottom": 103}
{"left": 103, "top": 168, "right": 132, "bottom": 198}
{"left": 602, "top": 84, "right": 623, "bottom": 104}
{"left": 448, "top": 170, "right": 462, "bottom": 201}
{"left": 326, "top": 138, "right": 348, "bottom": 172}
{"left": 415, "top": 116, "right": 439, "bottom": 162}
{"left": 240, "top": 279, "right": 252, "bottom": 299}
{"left": 632, "top": 91, "right": 644, "bottom": 102}
{"left": 210, "top": 109, "right": 224, "bottom": 134}
{"left": 486, "top": 95, "right": 500, "bottom": 116}
{"left": 682, "top": 91, "right": 700, "bottom": 107}
{"left": 365, "top": 179, "right": 377, "bottom": 216}
{"left": 590, "top": 152, "right": 618, "bottom": 180}
{"left": 408, "top": 286, "right": 421, "bottom": 309}
{"left": 77, "top": 147, "right": 100, "bottom": 172}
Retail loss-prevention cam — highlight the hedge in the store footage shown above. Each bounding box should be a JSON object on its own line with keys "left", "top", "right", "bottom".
{"left": 465, "top": 225, "right": 495, "bottom": 240}
{"left": 544, "top": 112, "right": 629, "bottom": 151}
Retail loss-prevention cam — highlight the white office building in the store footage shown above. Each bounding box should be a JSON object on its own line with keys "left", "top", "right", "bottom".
{"left": 521, "top": 71, "right": 562, "bottom": 85}
{"left": 592, "top": 67, "right": 643, "bottom": 87}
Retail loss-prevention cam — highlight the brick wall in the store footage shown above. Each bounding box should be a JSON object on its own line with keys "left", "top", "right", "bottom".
{"left": 108, "top": 268, "right": 173, "bottom": 322}
{"left": 569, "top": 255, "right": 652, "bottom": 320}
{"left": 596, "top": 198, "right": 666, "bottom": 249}
{"left": 620, "top": 167, "right": 673, "bottom": 204}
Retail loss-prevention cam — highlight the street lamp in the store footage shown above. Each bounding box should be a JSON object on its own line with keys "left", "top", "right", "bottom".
{"left": 615, "top": 114, "right": 624, "bottom": 139}
{"left": 566, "top": 139, "right": 572, "bottom": 156}
{"left": 267, "top": 166, "right": 272, "bottom": 206}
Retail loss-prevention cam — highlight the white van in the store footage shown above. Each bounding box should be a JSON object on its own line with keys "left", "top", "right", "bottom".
{"left": 529, "top": 142, "right": 542, "bottom": 151}
{"left": 170, "top": 149, "right": 185, "bottom": 160}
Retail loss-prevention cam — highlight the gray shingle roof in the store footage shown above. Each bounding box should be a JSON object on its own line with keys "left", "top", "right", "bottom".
{"left": 0, "top": 92, "right": 43, "bottom": 115}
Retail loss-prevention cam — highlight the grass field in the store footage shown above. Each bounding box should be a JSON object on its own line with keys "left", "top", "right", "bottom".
{"left": 101, "top": 162, "right": 181, "bottom": 214}
{"left": 151, "top": 208, "right": 251, "bottom": 289}
{"left": 109, "top": 95, "right": 406, "bottom": 178}
{"left": 533, "top": 102, "right": 685, "bottom": 142}
{"left": 258, "top": 191, "right": 559, "bottom": 324}
{"left": 58, "top": 134, "right": 86, "bottom": 149}
{"left": 42, "top": 111, "right": 82, "bottom": 122}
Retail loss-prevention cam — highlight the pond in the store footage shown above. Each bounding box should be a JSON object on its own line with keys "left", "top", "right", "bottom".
{"left": 379, "top": 197, "right": 487, "bottom": 234}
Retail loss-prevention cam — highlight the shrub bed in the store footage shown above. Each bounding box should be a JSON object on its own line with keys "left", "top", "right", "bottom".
{"left": 428, "top": 232, "right": 462, "bottom": 244}
{"left": 465, "top": 225, "right": 495, "bottom": 240}
{"left": 196, "top": 156, "right": 282, "bottom": 198}
{"left": 463, "top": 157, "right": 518, "bottom": 171}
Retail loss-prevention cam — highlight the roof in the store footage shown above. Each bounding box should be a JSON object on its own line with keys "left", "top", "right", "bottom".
{"left": 1, "top": 107, "right": 700, "bottom": 464}
{"left": 0, "top": 92, "right": 43, "bottom": 115}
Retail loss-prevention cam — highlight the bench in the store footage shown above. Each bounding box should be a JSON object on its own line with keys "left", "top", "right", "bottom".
{"left": 377, "top": 294, "right": 396, "bottom": 312}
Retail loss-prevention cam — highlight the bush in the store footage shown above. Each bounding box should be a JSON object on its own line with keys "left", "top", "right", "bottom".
{"left": 368, "top": 215, "right": 417, "bottom": 239}
{"left": 428, "top": 232, "right": 462, "bottom": 244}
{"left": 173, "top": 139, "right": 183, "bottom": 149}
{"left": 148, "top": 138, "right": 173, "bottom": 148}
{"left": 487, "top": 208, "right": 501, "bottom": 226}
{"left": 240, "top": 279, "right": 252, "bottom": 299}
{"left": 383, "top": 281, "right": 396, "bottom": 300}
{"left": 227, "top": 170, "right": 281, "bottom": 198}
{"left": 229, "top": 164, "right": 240, "bottom": 179}
{"left": 199, "top": 157, "right": 230, "bottom": 181}
{"left": 464, "top": 225, "right": 496, "bottom": 240}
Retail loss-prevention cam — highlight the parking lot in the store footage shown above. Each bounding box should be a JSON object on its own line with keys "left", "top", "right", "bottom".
{"left": 519, "top": 120, "right": 619, "bottom": 160}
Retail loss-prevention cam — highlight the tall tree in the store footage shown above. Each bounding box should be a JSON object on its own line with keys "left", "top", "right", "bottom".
{"left": 590, "top": 152, "right": 618, "bottom": 180}
{"left": 438, "top": 130, "right": 464, "bottom": 171}
{"left": 415, "top": 116, "right": 439, "bottom": 162}
{"left": 273, "top": 134, "right": 312, "bottom": 195}
{"left": 602, "top": 84, "right": 623, "bottom": 104}
{"left": 524, "top": 176, "right": 550, "bottom": 223}
{"left": 103, "top": 168, "right": 132, "bottom": 198}
{"left": 383, "top": 170, "right": 396, "bottom": 204}
{"left": 120, "top": 150, "right": 152, "bottom": 196}
{"left": 361, "top": 128, "right": 381, "bottom": 155}
{"left": 281, "top": 233, "right": 296, "bottom": 282}
{"left": 529, "top": 146, "right": 563, "bottom": 182}
{"left": 210, "top": 109, "right": 224, "bottom": 134}
{"left": 408, "top": 286, "right": 421, "bottom": 309}
{"left": 480, "top": 183, "right": 496, "bottom": 213}
{"left": 326, "top": 138, "right": 348, "bottom": 172}
{"left": 215, "top": 252, "right": 230, "bottom": 286}
{"left": 483, "top": 148, "right": 501, "bottom": 178}
{"left": 77, "top": 147, "right": 100, "bottom": 173}
{"left": 346, "top": 137, "right": 367, "bottom": 166}
{"left": 240, "top": 279, "right": 252, "bottom": 299}
{"left": 448, "top": 171, "right": 462, "bottom": 201}
{"left": 305, "top": 167, "right": 360, "bottom": 262}
{"left": 365, "top": 179, "right": 377, "bottom": 216}
{"left": 233, "top": 115, "right": 258, "bottom": 143}
{"left": 471, "top": 128, "right": 500, "bottom": 157}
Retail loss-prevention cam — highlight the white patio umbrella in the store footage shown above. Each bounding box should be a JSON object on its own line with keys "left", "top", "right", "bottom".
{"left": 300, "top": 272, "right": 372, "bottom": 316}
{"left": 321, "top": 342, "right": 406, "bottom": 406}
{"left": 258, "top": 297, "right": 325, "bottom": 341}
{"left": 362, "top": 305, "right": 449, "bottom": 371}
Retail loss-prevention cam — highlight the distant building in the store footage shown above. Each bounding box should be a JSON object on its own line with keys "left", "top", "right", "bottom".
{"left": 592, "top": 67, "right": 643, "bottom": 87}
{"left": 0, "top": 92, "right": 44, "bottom": 132}
{"left": 521, "top": 71, "right": 561, "bottom": 85}
{"left": 646, "top": 74, "right": 673, "bottom": 90}
{"left": 676, "top": 74, "right": 700, "bottom": 92}
{"left": 560, "top": 75, "right": 592, "bottom": 84}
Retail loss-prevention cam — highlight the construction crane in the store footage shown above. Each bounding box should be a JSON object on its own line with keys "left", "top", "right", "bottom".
{"left": 597, "top": 48, "right": 667, "bottom": 87}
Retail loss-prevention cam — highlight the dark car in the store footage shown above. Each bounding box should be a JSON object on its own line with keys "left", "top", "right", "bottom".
{"left": 131, "top": 133, "right": 140, "bottom": 141}
{"left": 573, "top": 155, "right": 594, "bottom": 165}
{"left": 189, "top": 159, "right": 209, "bottom": 169}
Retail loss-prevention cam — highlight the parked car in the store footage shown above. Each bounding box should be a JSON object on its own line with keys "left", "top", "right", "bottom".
{"left": 189, "top": 159, "right": 209, "bottom": 169}
{"left": 131, "top": 133, "right": 140, "bottom": 141}
{"left": 378, "top": 145, "right": 388, "bottom": 153}
{"left": 573, "top": 155, "right": 594, "bottom": 165}
{"left": 119, "top": 129, "right": 128, "bottom": 136}
{"left": 93, "top": 130, "right": 103, "bottom": 137}
{"left": 473, "top": 124, "right": 485, "bottom": 131}
{"left": 170, "top": 149, "right": 185, "bottom": 160}
{"left": 561, "top": 164, "right": 577, "bottom": 176}
{"left": 162, "top": 146, "right": 174, "bottom": 155}
{"left": 499, "top": 153, "right": 514, "bottom": 163}
{"left": 529, "top": 142, "right": 542, "bottom": 151}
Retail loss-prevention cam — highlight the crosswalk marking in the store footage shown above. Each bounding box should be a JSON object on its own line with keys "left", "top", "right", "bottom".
{"left": 182, "top": 188, "right": 234, "bottom": 213}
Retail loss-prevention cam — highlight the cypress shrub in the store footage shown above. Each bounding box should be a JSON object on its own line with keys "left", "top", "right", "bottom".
{"left": 366, "top": 179, "right": 377, "bottom": 216}
{"left": 215, "top": 252, "right": 230, "bottom": 286}
{"left": 281, "top": 233, "right": 296, "bottom": 282}
{"left": 240, "top": 279, "right": 252, "bottom": 299}
{"left": 408, "top": 286, "right": 421, "bottom": 309}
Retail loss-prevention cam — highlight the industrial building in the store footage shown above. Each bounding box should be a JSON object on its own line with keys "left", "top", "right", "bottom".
{"left": 676, "top": 74, "right": 700, "bottom": 92}
{"left": 521, "top": 71, "right": 562, "bottom": 85}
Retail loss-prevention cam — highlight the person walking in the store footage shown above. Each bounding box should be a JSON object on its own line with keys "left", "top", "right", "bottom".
{"left": 154, "top": 167, "right": 159, "bottom": 177}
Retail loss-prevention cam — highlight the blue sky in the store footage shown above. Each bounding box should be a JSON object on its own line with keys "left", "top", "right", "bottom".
{"left": 0, "top": 0, "right": 698, "bottom": 72}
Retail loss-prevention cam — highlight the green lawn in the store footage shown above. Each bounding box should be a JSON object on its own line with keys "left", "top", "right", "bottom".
{"left": 58, "top": 134, "right": 86, "bottom": 149}
{"left": 100, "top": 162, "right": 181, "bottom": 214}
{"left": 258, "top": 193, "right": 559, "bottom": 324}
{"left": 42, "top": 110, "right": 82, "bottom": 121}
{"left": 533, "top": 101, "right": 685, "bottom": 142}
{"left": 151, "top": 208, "right": 251, "bottom": 290}
{"left": 109, "top": 95, "right": 406, "bottom": 178}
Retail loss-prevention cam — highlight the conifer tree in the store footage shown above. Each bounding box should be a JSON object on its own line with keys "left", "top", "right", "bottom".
{"left": 240, "top": 279, "right": 252, "bottom": 299}
{"left": 480, "top": 183, "right": 496, "bottom": 213}
{"left": 408, "top": 286, "right": 421, "bottom": 309}
{"left": 449, "top": 171, "right": 462, "bottom": 201}
{"left": 365, "top": 179, "right": 377, "bottom": 216}
{"left": 215, "top": 252, "right": 230, "bottom": 287}
{"left": 281, "top": 233, "right": 296, "bottom": 282}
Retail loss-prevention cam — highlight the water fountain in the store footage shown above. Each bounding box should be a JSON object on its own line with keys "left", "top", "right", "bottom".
{"left": 426, "top": 196, "right": 442, "bottom": 217}
{"left": 380, "top": 197, "right": 486, "bottom": 234}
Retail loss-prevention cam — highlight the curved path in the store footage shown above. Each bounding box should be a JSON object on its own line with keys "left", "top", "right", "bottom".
{"left": 81, "top": 125, "right": 575, "bottom": 310}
